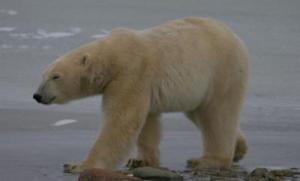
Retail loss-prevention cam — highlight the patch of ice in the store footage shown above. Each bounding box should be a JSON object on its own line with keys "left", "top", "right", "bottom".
{"left": 7, "top": 10, "right": 18, "bottom": 15}
{"left": 34, "top": 28, "right": 82, "bottom": 39}
{"left": 91, "top": 29, "right": 110, "bottom": 38}
{"left": 53, "top": 119, "right": 77, "bottom": 126}
{"left": 0, "top": 44, "right": 53, "bottom": 50}
{"left": 101, "top": 29, "right": 110, "bottom": 34}
{"left": 91, "top": 34, "right": 107, "bottom": 38}
{"left": 9, "top": 27, "right": 82, "bottom": 40}
{"left": 34, "top": 30, "right": 72, "bottom": 39}
{"left": 0, "top": 27, "right": 15, "bottom": 32}
{"left": 0, "top": 9, "right": 18, "bottom": 16}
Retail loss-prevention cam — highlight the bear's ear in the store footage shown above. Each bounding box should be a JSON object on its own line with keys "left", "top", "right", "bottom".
{"left": 80, "top": 54, "right": 89, "bottom": 66}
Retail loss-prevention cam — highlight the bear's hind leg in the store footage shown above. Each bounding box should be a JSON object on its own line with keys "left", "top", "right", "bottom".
{"left": 233, "top": 130, "right": 248, "bottom": 162}
{"left": 127, "top": 114, "right": 161, "bottom": 168}
{"left": 185, "top": 97, "right": 243, "bottom": 169}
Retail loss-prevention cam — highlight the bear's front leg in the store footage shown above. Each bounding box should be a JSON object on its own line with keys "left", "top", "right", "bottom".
{"left": 64, "top": 88, "right": 150, "bottom": 173}
{"left": 127, "top": 114, "right": 161, "bottom": 169}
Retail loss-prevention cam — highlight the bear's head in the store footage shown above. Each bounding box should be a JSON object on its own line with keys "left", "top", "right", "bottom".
{"left": 33, "top": 41, "right": 112, "bottom": 105}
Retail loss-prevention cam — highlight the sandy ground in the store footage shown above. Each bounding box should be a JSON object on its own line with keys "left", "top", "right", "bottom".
{"left": 0, "top": 0, "right": 300, "bottom": 180}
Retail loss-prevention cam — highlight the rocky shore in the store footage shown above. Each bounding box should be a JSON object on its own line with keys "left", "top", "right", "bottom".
{"left": 78, "top": 165, "right": 300, "bottom": 181}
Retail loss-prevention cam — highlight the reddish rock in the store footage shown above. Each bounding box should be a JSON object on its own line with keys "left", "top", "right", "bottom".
{"left": 78, "top": 168, "right": 142, "bottom": 181}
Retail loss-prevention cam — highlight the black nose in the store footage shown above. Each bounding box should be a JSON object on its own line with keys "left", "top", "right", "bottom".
{"left": 33, "top": 93, "right": 42, "bottom": 102}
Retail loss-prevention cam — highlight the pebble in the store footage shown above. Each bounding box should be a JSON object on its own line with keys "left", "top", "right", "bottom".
{"left": 78, "top": 168, "right": 142, "bottom": 181}
{"left": 131, "top": 167, "right": 183, "bottom": 181}
{"left": 250, "top": 168, "right": 269, "bottom": 177}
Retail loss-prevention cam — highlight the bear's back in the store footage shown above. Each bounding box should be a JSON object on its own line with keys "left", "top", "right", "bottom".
{"left": 137, "top": 17, "right": 248, "bottom": 113}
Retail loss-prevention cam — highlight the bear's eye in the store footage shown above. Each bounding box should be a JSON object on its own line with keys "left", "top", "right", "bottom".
{"left": 52, "top": 75, "right": 60, "bottom": 80}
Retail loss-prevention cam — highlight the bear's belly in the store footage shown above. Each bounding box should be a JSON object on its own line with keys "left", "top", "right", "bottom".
{"left": 157, "top": 92, "right": 203, "bottom": 113}
{"left": 150, "top": 71, "right": 210, "bottom": 113}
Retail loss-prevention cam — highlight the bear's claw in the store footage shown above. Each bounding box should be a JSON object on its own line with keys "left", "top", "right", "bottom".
{"left": 126, "top": 159, "right": 149, "bottom": 169}
{"left": 63, "top": 161, "right": 82, "bottom": 174}
{"left": 186, "top": 157, "right": 230, "bottom": 170}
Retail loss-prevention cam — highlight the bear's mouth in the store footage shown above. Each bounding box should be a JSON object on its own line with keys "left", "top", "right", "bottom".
{"left": 41, "top": 96, "right": 56, "bottom": 105}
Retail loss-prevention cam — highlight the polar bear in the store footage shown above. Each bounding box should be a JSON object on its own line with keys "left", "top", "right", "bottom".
{"left": 33, "top": 17, "right": 248, "bottom": 173}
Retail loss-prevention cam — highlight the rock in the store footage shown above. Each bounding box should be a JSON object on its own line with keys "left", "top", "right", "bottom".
{"left": 250, "top": 168, "right": 269, "bottom": 177}
{"left": 248, "top": 168, "right": 285, "bottom": 181}
{"left": 270, "top": 169, "right": 295, "bottom": 177}
{"left": 78, "top": 168, "right": 142, "bottom": 181}
{"left": 182, "top": 166, "right": 300, "bottom": 181}
{"left": 248, "top": 168, "right": 299, "bottom": 180}
{"left": 132, "top": 167, "right": 183, "bottom": 181}
{"left": 126, "top": 159, "right": 149, "bottom": 169}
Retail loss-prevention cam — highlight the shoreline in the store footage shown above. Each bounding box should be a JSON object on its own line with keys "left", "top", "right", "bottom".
{"left": 0, "top": 108, "right": 299, "bottom": 180}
